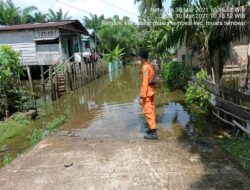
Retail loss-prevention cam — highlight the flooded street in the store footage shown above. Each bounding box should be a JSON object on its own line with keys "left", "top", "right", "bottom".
{"left": 50, "top": 65, "right": 191, "bottom": 140}
{"left": 1, "top": 65, "right": 250, "bottom": 189}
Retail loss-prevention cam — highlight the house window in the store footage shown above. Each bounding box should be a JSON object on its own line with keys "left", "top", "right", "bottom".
{"left": 36, "top": 39, "right": 59, "bottom": 52}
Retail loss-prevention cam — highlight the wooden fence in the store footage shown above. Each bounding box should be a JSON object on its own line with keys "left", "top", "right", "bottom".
{"left": 41, "top": 56, "right": 108, "bottom": 101}
{"left": 195, "top": 78, "right": 250, "bottom": 137}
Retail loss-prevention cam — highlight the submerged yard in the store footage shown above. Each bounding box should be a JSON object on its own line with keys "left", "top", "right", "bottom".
{"left": 0, "top": 65, "right": 249, "bottom": 189}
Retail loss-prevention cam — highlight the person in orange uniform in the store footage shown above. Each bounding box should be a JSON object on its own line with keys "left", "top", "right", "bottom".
{"left": 139, "top": 50, "right": 158, "bottom": 140}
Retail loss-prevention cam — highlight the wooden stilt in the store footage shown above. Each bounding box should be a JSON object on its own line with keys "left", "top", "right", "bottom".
{"left": 26, "top": 66, "right": 36, "bottom": 109}
{"left": 49, "top": 66, "right": 54, "bottom": 101}
{"left": 40, "top": 66, "right": 46, "bottom": 102}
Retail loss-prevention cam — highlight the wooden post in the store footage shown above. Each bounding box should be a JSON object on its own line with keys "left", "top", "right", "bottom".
{"left": 49, "top": 66, "right": 53, "bottom": 101}
{"left": 81, "top": 62, "right": 84, "bottom": 85}
{"left": 26, "top": 66, "right": 36, "bottom": 109}
{"left": 3, "top": 89, "right": 9, "bottom": 118}
{"left": 247, "top": 121, "right": 250, "bottom": 139}
{"left": 55, "top": 74, "right": 58, "bottom": 100}
{"left": 40, "top": 66, "right": 46, "bottom": 102}
{"left": 84, "top": 62, "right": 87, "bottom": 84}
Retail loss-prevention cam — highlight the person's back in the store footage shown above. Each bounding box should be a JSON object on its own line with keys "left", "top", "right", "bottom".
{"left": 139, "top": 50, "right": 158, "bottom": 140}
{"left": 140, "top": 61, "right": 155, "bottom": 98}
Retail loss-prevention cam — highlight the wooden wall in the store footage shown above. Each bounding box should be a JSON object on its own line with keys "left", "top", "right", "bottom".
{"left": 0, "top": 28, "right": 61, "bottom": 66}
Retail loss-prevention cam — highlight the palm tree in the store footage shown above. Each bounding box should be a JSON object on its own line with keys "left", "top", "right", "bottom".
{"left": 32, "top": 11, "right": 48, "bottom": 23}
{"left": 47, "top": 8, "right": 71, "bottom": 21}
{"left": 83, "top": 14, "right": 105, "bottom": 30}
{"left": 134, "top": 0, "right": 166, "bottom": 14}
{"left": 149, "top": 0, "right": 249, "bottom": 84}
{"left": 20, "top": 6, "right": 38, "bottom": 23}
{"left": 0, "top": 0, "right": 41, "bottom": 24}
{"left": 0, "top": 0, "right": 21, "bottom": 24}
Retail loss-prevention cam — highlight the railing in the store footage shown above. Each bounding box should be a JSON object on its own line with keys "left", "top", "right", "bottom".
{"left": 41, "top": 54, "right": 109, "bottom": 101}
{"left": 193, "top": 77, "right": 250, "bottom": 137}
{"left": 43, "top": 55, "right": 74, "bottom": 84}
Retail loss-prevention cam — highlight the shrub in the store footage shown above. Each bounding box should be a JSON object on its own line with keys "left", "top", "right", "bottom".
{"left": 0, "top": 45, "right": 25, "bottom": 117}
{"left": 185, "top": 70, "right": 211, "bottom": 109}
{"left": 161, "top": 61, "right": 192, "bottom": 89}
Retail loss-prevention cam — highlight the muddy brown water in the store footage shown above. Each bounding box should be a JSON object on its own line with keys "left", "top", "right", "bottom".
{"left": 1, "top": 65, "right": 213, "bottom": 167}
{"left": 54, "top": 65, "right": 191, "bottom": 140}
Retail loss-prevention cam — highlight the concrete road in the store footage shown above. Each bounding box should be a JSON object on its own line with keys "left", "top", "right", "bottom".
{"left": 0, "top": 130, "right": 249, "bottom": 190}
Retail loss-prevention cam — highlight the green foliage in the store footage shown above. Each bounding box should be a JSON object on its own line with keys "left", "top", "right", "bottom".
{"left": 98, "top": 16, "right": 141, "bottom": 57}
{"left": 30, "top": 115, "right": 65, "bottom": 145}
{"left": 134, "top": 0, "right": 165, "bottom": 14}
{"left": 30, "top": 128, "right": 43, "bottom": 145}
{"left": 0, "top": 45, "right": 28, "bottom": 117}
{"left": 145, "top": 0, "right": 249, "bottom": 83}
{"left": 3, "top": 154, "right": 14, "bottom": 166}
{"left": 0, "top": 0, "right": 39, "bottom": 24}
{"left": 0, "top": 113, "right": 66, "bottom": 167}
{"left": 47, "top": 8, "right": 71, "bottom": 21}
{"left": 0, "top": 113, "right": 30, "bottom": 146}
{"left": 161, "top": 61, "right": 192, "bottom": 89}
{"left": 217, "top": 137, "right": 250, "bottom": 171}
{"left": 0, "top": 0, "right": 73, "bottom": 24}
{"left": 83, "top": 14, "right": 105, "bottom": 31}
{"left": 0, "top": 45, "right": 22, "bottom": 83}
{"left": 185, "top": 70, "right": 211, "bottom": 109}
{"left": 44, "top": 116, "right": 65, "bottom": 131}
{"left": 104, "top": 45, "right": 125, "bottom": 62}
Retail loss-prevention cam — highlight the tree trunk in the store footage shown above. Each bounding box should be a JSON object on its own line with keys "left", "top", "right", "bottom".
{"left": 203, "top": 45, "right": 215, "bottom": 82}
{"left": 3, "top": 89, "right": 9, "bottom": 118}
{"left": 213, "top": 48, "right": 221, "bottom": 84}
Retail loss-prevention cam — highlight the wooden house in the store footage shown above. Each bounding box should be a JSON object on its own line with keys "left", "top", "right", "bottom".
{"left": 0, "top": 20, "right": 89, "bottom": 77}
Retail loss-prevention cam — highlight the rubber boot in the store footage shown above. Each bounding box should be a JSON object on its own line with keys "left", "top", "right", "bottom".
{"left": 144, "top": 131, "right": 158, "bottom": 140}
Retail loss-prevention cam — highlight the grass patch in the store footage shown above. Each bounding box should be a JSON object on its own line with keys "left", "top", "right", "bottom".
{"left": 44, "top": 116, "right": 65, "bottom": 131}
{"left": 3, "top": 154, "right": 14, "bottom": 166}
{"left": 30, "top": 128, "right": 43, "bottom": 145}
{"left": 30, "top": 115, "right": 65, "bottom": 145}
{"left": 0, "top": 114, "right": 66, "bottom": 167}
{"left": 0, "top": 113, "right": 30, "bottom": 146}
{"left": 217, "top": 137, "right": 250, "bottom": 171}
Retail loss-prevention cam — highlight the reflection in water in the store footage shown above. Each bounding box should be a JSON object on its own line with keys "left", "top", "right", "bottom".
{"left": 0, "top": 65, "right": 218, "bottom": 167}
{"left": 50, "top": 65, "right": 193, "bottom": 140}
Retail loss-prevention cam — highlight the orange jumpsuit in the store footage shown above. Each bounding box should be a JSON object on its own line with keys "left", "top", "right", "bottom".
{"left": 140, "top": 62, "right": 156, "bottom": 130}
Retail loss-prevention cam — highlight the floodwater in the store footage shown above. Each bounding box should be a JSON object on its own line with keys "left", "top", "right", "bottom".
{"left": 1, "top": 65, "right": 212, "bottom": 167}
{"left": 54, "top": 65, "right": 192, "bottom": 140}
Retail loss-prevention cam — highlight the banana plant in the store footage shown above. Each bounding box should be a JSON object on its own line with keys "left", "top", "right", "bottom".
{"left": 104, "top": 45, "right": 125, "bottom": 62}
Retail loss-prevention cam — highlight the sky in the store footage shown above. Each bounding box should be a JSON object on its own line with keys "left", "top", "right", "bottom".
{"left": 13, "top": 0, "right": 171, "bottom": 23}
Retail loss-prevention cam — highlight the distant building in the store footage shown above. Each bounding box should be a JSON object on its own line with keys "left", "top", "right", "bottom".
{"left": 177, "top": 37, "right": 250, "bottom": 71}
{"left": 82, "top": 29, "right": 98, "bottom": 51}
{"left": 81, "top": 29, "right": 102, "bottom": 63}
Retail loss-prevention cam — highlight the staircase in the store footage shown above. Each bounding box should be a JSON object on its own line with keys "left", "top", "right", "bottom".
{"left": 56, "top": 74, "right": 66, "bottom": 97}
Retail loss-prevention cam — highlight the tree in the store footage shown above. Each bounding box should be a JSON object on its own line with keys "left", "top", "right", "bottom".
{"left": 20, "top": 6, "right": 38, "bottom": 23}
{"left": 83, "top": 14, "right": 105, "bottom": 30}
{"left": 148, "top": 0, "right": 250, "bottom": 84}
{"left": 0, "top": 0, "right": 21, "bottom": 24}
{"left": 47, "top": 8, "right": 71, "bottom": 21}
{"left": 0, "top": 0, "right": 41, "bottom": 24}
{"left": 98, "top": 16, "right": 141, "bottom": 57}
{"left": 32, "top": 11, "right": 48, "bottom": 23}
{"left": 0, "top": 45, "right": 23, "bottom": 117}
{"left": 134, "top": 0, "right": 166, "bottom": 14}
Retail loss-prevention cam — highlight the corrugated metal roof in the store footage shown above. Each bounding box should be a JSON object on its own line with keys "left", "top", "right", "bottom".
{"left": 0, "top": 20, "right": 89, "bottom": 34}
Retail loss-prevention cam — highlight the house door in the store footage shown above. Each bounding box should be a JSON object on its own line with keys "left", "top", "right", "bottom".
{"left": 67, "top": 39, "right": 73, "bottom": 59}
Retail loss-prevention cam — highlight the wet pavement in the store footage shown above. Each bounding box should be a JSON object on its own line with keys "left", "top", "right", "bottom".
{"left": 0, "top": 65, "right": 250, "bottom": 189}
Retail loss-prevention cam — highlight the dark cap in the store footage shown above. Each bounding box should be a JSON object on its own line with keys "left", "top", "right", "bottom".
{"left": 139, "top": 50, "right": 148, "bottom": 60}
